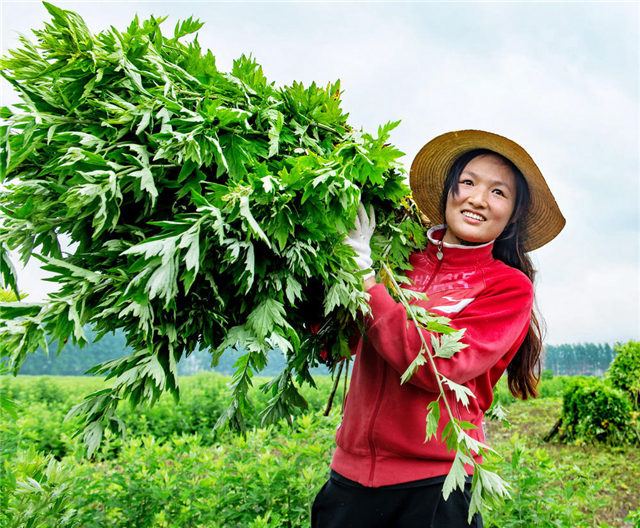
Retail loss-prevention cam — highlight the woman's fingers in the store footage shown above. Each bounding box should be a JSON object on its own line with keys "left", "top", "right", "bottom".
{"left": 350, "top": 203, "right": 375, "bottom": 238}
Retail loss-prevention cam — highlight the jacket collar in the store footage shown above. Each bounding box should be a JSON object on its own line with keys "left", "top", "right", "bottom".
{"left": 421, "top": 225, "right": 495, "bottom": 267}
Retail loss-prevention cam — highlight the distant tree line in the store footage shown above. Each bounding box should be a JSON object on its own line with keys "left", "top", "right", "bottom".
{"left": 542, "top": 343, "right": 616, "bottom": 377}
{"left": 3, "top": 327, "right": 616, "bottom": 378}
{"left": 5, "top": 327, "right": 327, "bottom": 377}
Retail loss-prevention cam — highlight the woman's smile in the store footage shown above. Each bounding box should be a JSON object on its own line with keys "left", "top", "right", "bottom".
{"left": 461, "top": 210, "right": 486, "bottom": 222}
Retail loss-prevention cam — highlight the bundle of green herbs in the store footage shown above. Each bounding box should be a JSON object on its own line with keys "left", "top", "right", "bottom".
{"left": 0, "top": 3, "right": 427, "bottom": 442}
{"left": 1, "top": 5, "right": 516, "bottom": 517}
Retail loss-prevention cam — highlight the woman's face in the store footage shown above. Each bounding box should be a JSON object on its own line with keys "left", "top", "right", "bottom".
{"left": 443, "top": 154, "right": 517, "bottom": 246}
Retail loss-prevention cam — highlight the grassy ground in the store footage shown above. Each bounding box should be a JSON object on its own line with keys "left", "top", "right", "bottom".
{"left": 486, "top": 398, "right": 640, "bottom": 527}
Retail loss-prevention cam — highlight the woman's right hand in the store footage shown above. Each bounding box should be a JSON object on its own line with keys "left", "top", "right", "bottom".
{"left": 344, "top": 203, "right": 376, "bottom": 281}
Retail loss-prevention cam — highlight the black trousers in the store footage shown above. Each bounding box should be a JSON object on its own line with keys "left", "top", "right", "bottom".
{"left": 311, "top": 472, "right": 483, "bottom": 528}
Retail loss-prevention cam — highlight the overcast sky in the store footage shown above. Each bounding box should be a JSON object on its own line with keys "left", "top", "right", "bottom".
{"left": 1, "top": 1, "right": 638, "bottom": 346}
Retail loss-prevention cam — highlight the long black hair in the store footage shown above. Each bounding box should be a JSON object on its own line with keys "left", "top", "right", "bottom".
{"left": 441, "top": 149, "right": 544, "bottom": 399}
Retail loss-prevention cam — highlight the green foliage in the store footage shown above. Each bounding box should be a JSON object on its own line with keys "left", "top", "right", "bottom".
{"left": 606, "top": 340, "right": 640, "bottom": 408}
{"left": 626, "top": 508, "right": 640, "bottom": 528}
{"left": 492, "top": 375, "right": 593, "bottom": 409}
{"left": 5, "top": 412, "right": 339, "bottom": 528}
{"left": 536, "top": 375, "right": 574, "bottom": 399}
{"left": 1, "top": 444, "right": 89, "bottom": 528}
{"left": 2, "top": 378, "right": 638, "bottom": 526}
{"left": 558, "top": 377, "right": 636, "bottom": 445}
{"left": 484, "top": 439, "right": 608, "bottom": 527}
{"left": 0, "top": 373, "right": 336, "bottom": 460}
{"left": 0, "top": 3, "right": 426, "bottom": 448}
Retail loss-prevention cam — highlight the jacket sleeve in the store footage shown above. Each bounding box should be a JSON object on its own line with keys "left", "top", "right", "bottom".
{"left": 364, "top": 272, "right": 534, "bottom": 393}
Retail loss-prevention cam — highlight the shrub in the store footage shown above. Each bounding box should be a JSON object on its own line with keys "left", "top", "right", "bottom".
{"left": 540, "top": 369, "right": 554, "bottom": 381}
{"left": 607, "top": 340, "right": 640, "bottom": 409}
{"left": 559, "top": 378, "right": 635, "bottom": 445}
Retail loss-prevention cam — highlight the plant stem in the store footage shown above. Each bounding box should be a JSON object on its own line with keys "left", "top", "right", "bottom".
{"left": 323, "top": 360, "right": 344, "bottom": 416}
{"left": 380, "top": 262, "right": 456, "bottom": 425}
{"left": 341, "top": 358, "right": 350, "bottom": 413}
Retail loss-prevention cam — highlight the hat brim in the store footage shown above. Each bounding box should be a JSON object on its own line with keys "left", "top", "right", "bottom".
{"left": 409, "top": 130, "right": 565, "bottom": 252}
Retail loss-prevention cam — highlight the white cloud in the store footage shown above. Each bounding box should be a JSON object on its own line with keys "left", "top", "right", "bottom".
{"left": 1, "top": 1, "right": 638, "bottom": 344}
{"left": 538, "top": 262, "right": 640, "bottom": 345}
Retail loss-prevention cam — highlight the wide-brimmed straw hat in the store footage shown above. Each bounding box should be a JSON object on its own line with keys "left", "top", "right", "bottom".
{"left": 410, "top": 129, "right": 565, "bottom": 251}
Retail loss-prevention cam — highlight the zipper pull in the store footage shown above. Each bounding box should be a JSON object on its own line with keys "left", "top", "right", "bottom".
{"left": 436, "top": 240, "right": 443, "bottom": 260}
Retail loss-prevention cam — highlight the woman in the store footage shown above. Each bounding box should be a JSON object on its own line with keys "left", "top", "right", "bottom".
{"left": 312, "top": 130, "right": 565, "bottom": 528}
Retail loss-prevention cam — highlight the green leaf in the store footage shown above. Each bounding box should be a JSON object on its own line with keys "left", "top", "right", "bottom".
{"left": 173, "top": 16, "right": 204, "bottom": 39}
{"left": 442, "top": 449, "right": 474, "bottom": 500}
{"left": 431, "top": 329, "right": 468, "bottom": 359}
{"left": 130, "top": 168, "right": 158, "bottom": 204}
{"left": 442, "top": 377, "right": 476, "bottom": 409}
{"left": 285, "top": 276, "right": 302, "bottom": 304}
{"left": 247, "top": 298, "right": 287, "bottom": 341}
{"left": 0, "top": 391, "right": 20, "bottom": 420}
{"left": 400, "top": 349, "right": 427, "bottom": 384}
{"left": 485, "top": 401, "right": 510, "bottom": 427}
{"left": 267, "top": 110, "right": 284, "bottom": 158}
{"left": 0, "top": 244, "right": 19, "bottom": 298}
{"left": 425, "top": 400, "right": 440, "bottom": 441}
{"left": 0, "top": 302, "right": 45, "bottom": 319}
{"left": 178, "top": 228, "right": 200, "bottom": 273}
{"left": 239, "top": 195, "right": 271, "bottom": 248}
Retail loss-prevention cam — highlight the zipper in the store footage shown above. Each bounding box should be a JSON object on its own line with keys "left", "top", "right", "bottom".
{"left": 422, "top": 247, "right": 444, "bottom": 293}
{"left": 367, "top": 363, "right": 388, "bottom": 486}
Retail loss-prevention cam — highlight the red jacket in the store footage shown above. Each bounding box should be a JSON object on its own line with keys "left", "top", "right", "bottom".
{"left": 330, "top": 226, "right": 534, "bottom": 487}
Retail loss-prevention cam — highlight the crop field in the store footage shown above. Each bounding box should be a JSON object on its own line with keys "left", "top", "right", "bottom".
{"left": 1, "top": 373, "right": 638, "bottom": 528}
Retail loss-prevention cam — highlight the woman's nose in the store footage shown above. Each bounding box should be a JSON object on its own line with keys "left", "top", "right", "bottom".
{"left": 467, "top": 188, "right": 488, "bottom": 207}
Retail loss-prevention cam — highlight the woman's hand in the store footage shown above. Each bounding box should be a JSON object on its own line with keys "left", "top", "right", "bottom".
{"left": 344, "top": 203, "right": 376, "bottom": 284}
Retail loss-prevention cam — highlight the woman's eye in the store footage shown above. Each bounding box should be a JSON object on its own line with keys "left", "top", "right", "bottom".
{"left": 492, "top": 189, "right": 505, "bottom": 196}
{"left": 460, "top": 179, "right": 473, "bottom": 186}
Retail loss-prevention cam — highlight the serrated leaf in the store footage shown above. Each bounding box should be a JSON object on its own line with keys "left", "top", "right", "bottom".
{"left": 485, "top": 401, "right": 510, "bottom": 426}
{"left": 442, "top": 377, "right": 476, "bottom": 409}
{"left": 239, "top": 195, "right": 271, "bottom": 248}
{"left": 178, "top": 228, "right": 200, "bottom": 273}
{"left": 285, "top": 276, "right": 302, "bottom": 304}
{"left": 425, "top": 400, "right": 440, "bottom": 441}
{"left": 431, "top": 329, "right": 468, "bottom": 359}
{"left": 0, "top": 392, "right": 20, "bottom": 420}
{"left": 247, "top": 298, "right": 287, "bottom": 341}
{"left": 400, "top": 350, "right": 427, "bottom": 384}
{"left": 442, "top": 449, "right": 473, "bottom": 500}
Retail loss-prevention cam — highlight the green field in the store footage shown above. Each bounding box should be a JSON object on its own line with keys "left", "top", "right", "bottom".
{"left": 1, "top": 373, "right": 638, "bottom": 527}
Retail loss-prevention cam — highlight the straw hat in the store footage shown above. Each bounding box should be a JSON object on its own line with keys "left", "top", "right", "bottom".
{"left": 410, "top": 130, "right": 565, "bottom": 251}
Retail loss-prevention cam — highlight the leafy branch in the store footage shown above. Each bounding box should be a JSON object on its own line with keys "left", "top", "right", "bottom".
{"left": 381, "top": 262, "right": 511, "bottom": 522}
{"left": 0, "top": 3, "right": 424, "bottom": 455}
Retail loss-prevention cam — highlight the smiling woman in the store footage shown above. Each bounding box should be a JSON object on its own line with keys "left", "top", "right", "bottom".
{"left": 312, "top": 130, "right": 566, "bottom": 528}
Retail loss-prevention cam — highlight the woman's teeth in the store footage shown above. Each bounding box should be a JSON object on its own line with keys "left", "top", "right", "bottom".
{"left": 462, "top": 211, "right": 485, "bottom": 221}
